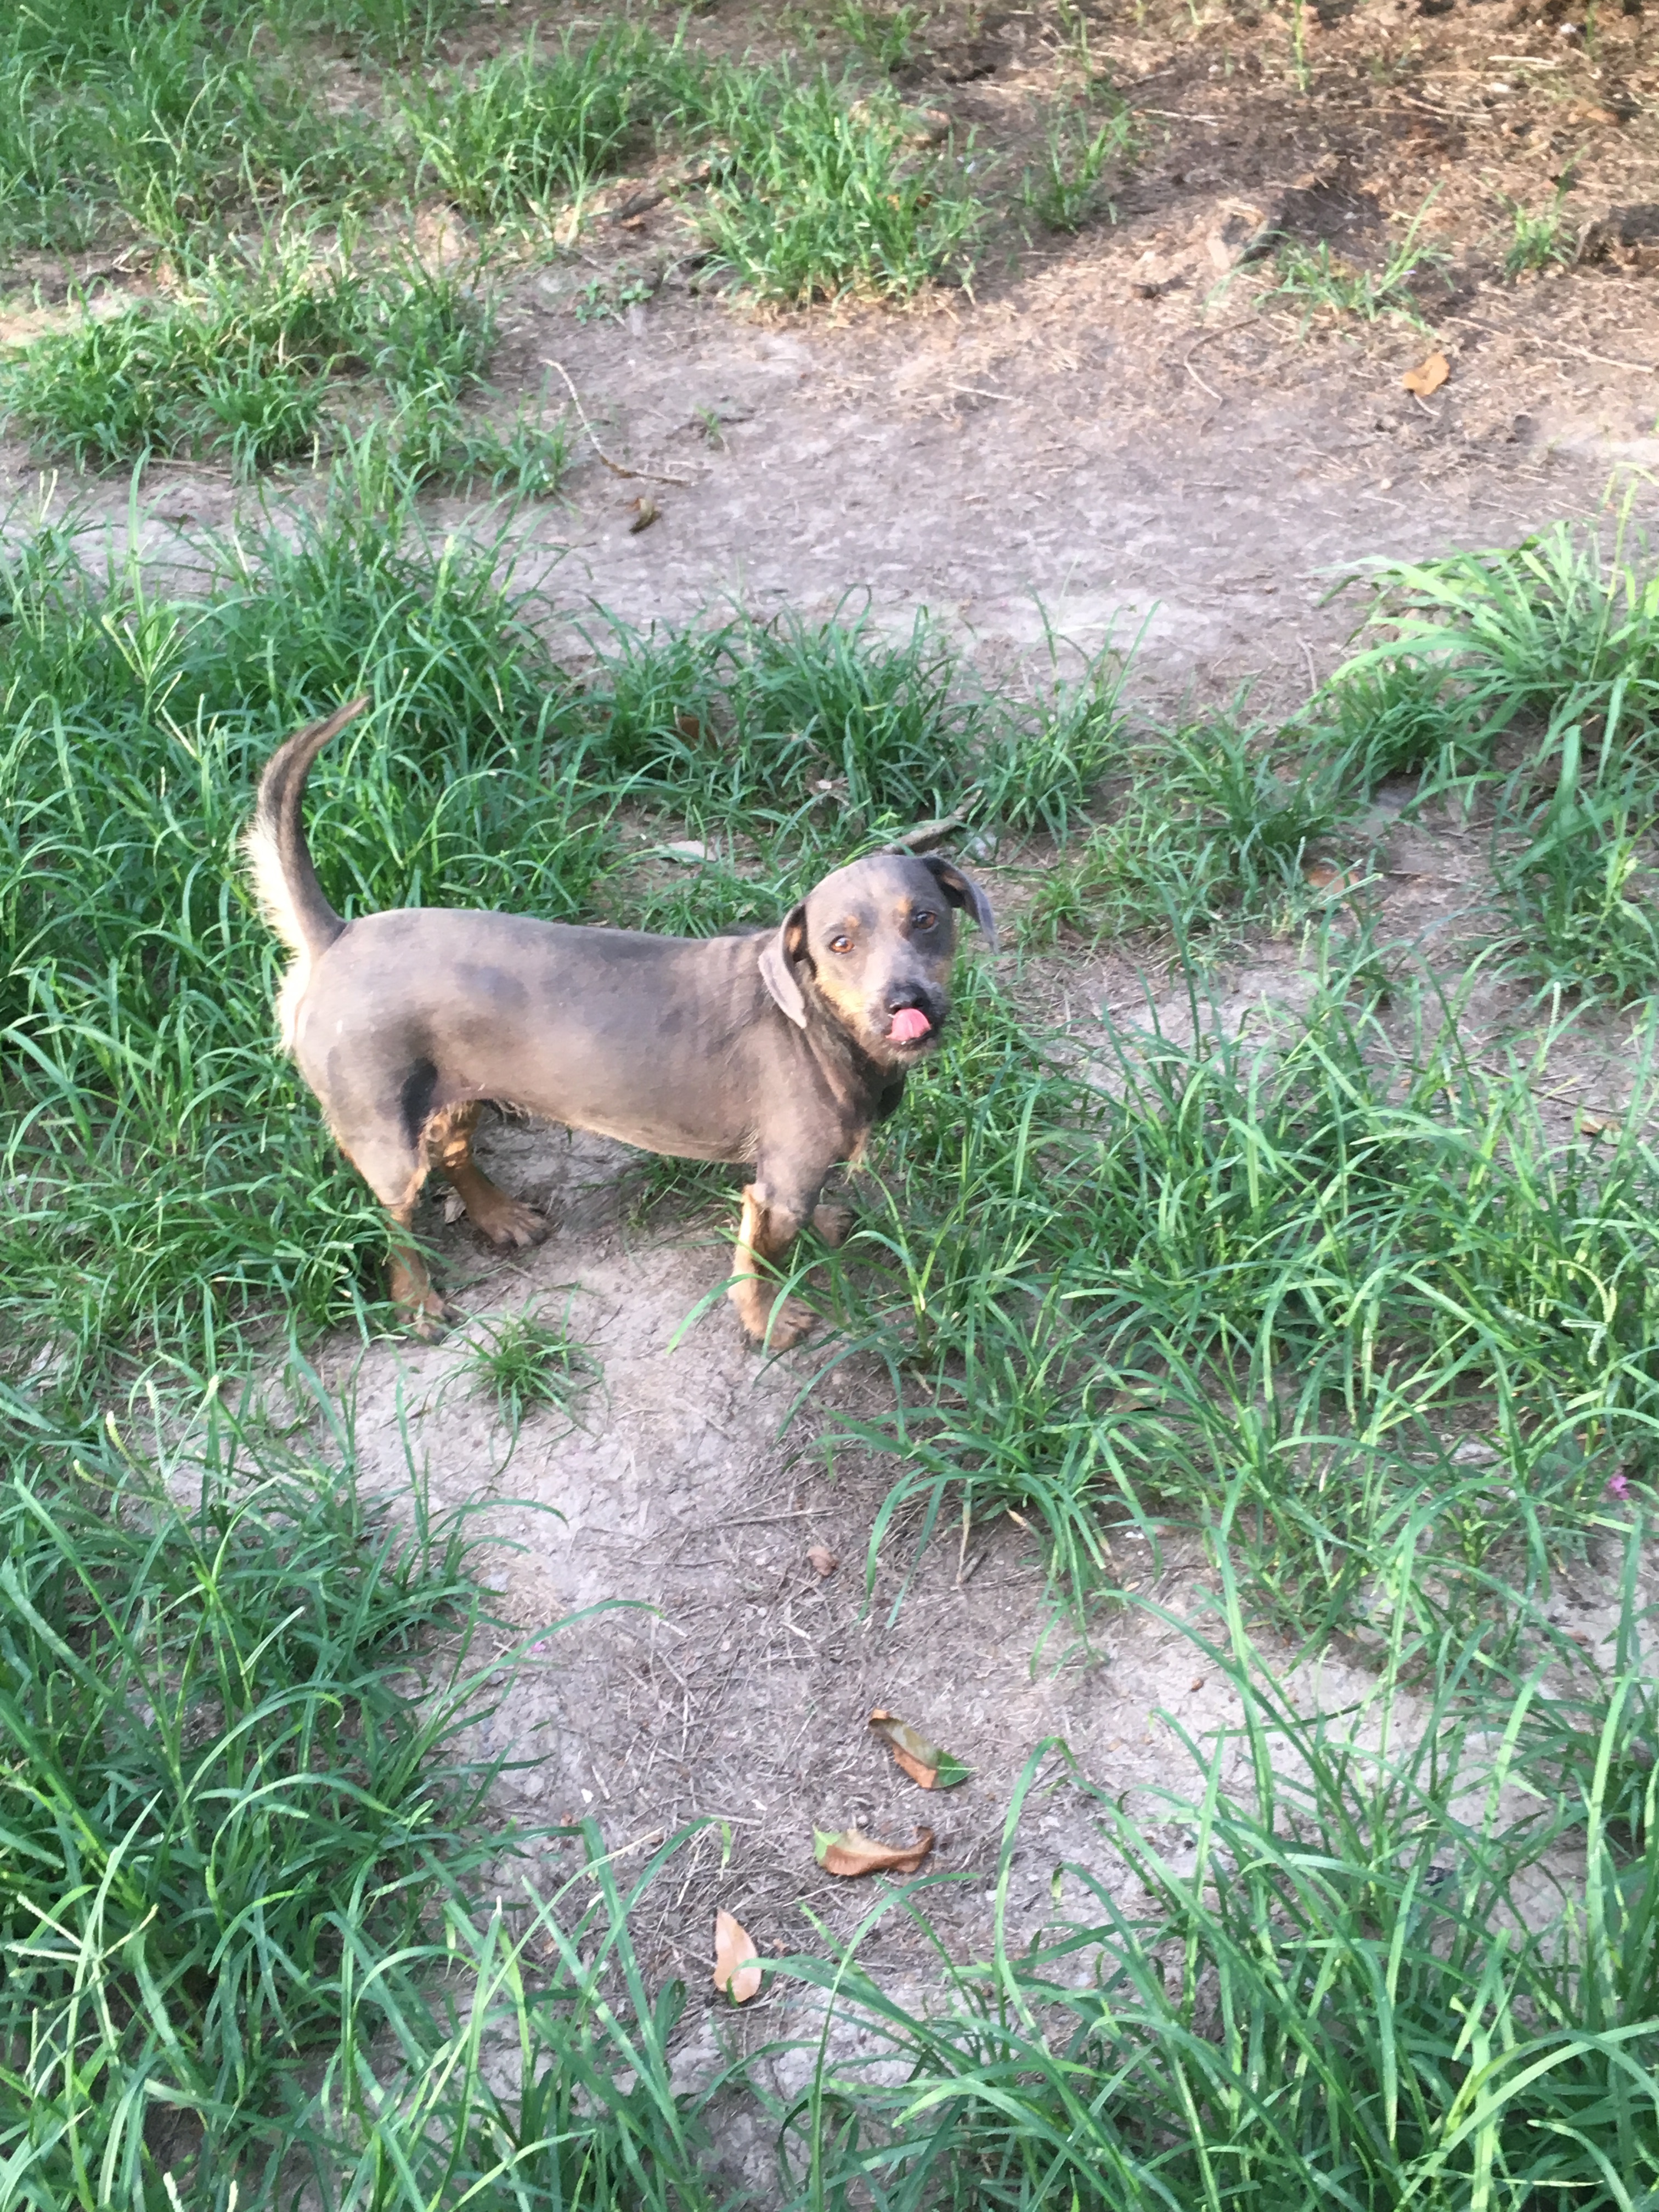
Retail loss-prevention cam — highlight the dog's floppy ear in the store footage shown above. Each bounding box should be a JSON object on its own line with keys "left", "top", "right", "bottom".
{"left": 758, "top": 903, "right": 810, "bottom": 1028}
{"left": 921, "top": 855, "right": 997, "bottom": 952}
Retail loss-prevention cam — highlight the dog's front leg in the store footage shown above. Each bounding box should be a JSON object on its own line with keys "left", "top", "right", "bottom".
{"left": 729, "top": 1184, "right": 817, "bottom": 1349}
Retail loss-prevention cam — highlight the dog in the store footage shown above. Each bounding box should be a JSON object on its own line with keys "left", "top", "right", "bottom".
{"left": 246, "top": 697, "right": 995, "bottom": 1346}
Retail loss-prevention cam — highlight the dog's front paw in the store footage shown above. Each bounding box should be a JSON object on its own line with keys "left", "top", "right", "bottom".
{"left": 755, "top": 1294, "right": 816, "bottom": 1351}
{"left": 729, "top": 1279, "right": 815, "bottom": 1350}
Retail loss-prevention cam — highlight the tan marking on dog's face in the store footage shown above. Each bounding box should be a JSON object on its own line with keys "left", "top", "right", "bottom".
{"left": 799, "top": 856, "right": 958, "bottom": 1064}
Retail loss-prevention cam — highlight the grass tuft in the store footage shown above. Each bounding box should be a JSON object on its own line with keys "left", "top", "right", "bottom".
{"left": 404, "top": 22, "right": 661, "bottom": 221}
{"left": 455, "top": 1303, "right": 602, "bottom": 1435}
{"left": 834, "top": 0, "right": 934, "bottom": 70}
{"left": 814, "top": 948, "right": 1659, "bottom": 1629}
{"left": 1020, "top": 104, "right": 1135, "bottom": 234}
{"left": 0, "top": 239, "right": 490, "bottom": 475}
{"left": 1264, "top": 197, "right": 1449, "bottom": 327}
{"left": 1503, "top": 183, "right": 1577, "bottom": 279}
{"left": 698, "top": 67, "right": 982, "bottom": 304}
{"left": 0, "top": 1372, "right": 506, "bottom": 2204}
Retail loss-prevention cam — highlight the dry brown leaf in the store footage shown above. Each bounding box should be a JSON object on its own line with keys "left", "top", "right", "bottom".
{"left": 1304, "top": 861, "right": 1361, "bottom": 894}
{"left": 807, "top": 1545, "right": 838, "bottom": 1577}
{"left": 1578, "top": 1111, "right": 1617, "bottom": 1139}
{"left": 629, "top": 496, "right": 660, "bottom": 533}
{"left": 868, "top": 1709, "right": 971, "bottom": 1790}
{"left": 713, "top": 1909, "right": 762, "bottom": 2002}
{"left": 815, "top": 1825, "right": 935, "bottom": 1878}
{"left": 1401, "top": 352, "right": 1450, "bottom": 398}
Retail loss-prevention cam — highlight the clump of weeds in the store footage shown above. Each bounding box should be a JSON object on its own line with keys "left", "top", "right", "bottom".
{"left": 454, "top": 1301, "right": 602, "bottom": 1439}
{"left": 0, "top": 234, "right": 490, "bottom": 474}
{"left": 697, "top": 66, "right": 983, "bottom": 304}
{"left": 1020, "top": 104, "right": 1136, "bottom": 234}
{"left": 1263, "top": 195, "right": 1450, "bottom": 327}
{"left": 1503, "top": 182, "right": 1577, "bottom": 279}
{"left": 834, "top": 0, "right": 934, "bottom": 70}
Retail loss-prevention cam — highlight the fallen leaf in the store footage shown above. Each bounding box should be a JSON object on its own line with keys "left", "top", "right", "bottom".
{"left": 868, "top": 1709, "right": 971, "bottom": 1791}
{"left": 807, "top": 1545, "right": 838, "bottom": 1577}
{"left": 1304, "top": 861, "right": 1361, "bottom": 894}
{"left": 1577, "top": 1110, "right": 1617, "bottom": 1138}
{"left": 629, "top": 496, "right": 659, "bottom": 533}
{"left": 674, "top": 710, "right": 704, "bottom": 742}
{"left": 1401, "top": 351, "right": 1450, "bottom": 398}
{"left": 815, "top": 1825, "right": 935, "bottom": 1877}
{"left": 713, "top": 1909, "right": 762, "bottom": 2002}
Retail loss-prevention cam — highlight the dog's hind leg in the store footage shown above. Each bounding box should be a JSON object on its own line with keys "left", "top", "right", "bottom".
{"left": 812, "top": 1201, "right": 856, "bottom": 1248}
{"left": 386, "top": 1201, "right": 450, "bottom": 1340}
{"left": 429, "top": 1103, "right": 549, "bottom": 1252}
{"left": 331, "top": 1111, "right": 452, "bottom": 1339}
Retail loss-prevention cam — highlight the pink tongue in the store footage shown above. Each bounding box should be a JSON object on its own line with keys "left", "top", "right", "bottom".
{"left": 889, "top": 1007, "right": 932, "bottom": 1042}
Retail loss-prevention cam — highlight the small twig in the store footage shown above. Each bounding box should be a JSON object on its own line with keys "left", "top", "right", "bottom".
{"left": 1181, "top": 314, "right": 1257, "bottom": 399}
{"left": 882, "top": 798, "right": 979, "bottom": 854}
{"left": 1185, "top": 356, "right": 1222, "bottom": 402}
{"left": 681, "top": 1507, "right": 823, "bottom": 1533}
{"left": 544, "top": 359, "right": 694, "bottom": 487}
{"left": 1186, "top": 314, "right": 1259, "bottom": 354}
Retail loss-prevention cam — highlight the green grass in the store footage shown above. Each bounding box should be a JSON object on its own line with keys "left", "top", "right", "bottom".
{"left": 1504, "top": 184, "right": 1576, "bottom": 279}
{"left": 403, "top": 21, "right": 661, "bottom": 221}
{"left": 0, "top": 472, "right": 609, "bottom": 1391}
{"left": 0, "top": 464, "right": 1020, "bottom": 1393}
{"left": 1335, "top": 511, "right": 1659, "bottom": 1000}
{"left": 1337, "top": 516, "right": 1659, "bottom": 760}
{"left": 0, "top": 1372, "right": 504, "bottom": 2204}
{"left": 3, "top": 413, "right": 1659, "bottom": 2202}
{"left": 3, "top": 12, "right": 989, "bottom": 471}
{"left": 1026, "top": 707, "right": 1346, "bottom": 945}
{"left": 5, "top": 1353, "right": 1654, "bottom": 2205}
{"left": 834, "top": 0, "right": 934, "bottom": 70}
{"left": 0, "top": 240, "right": 491, "bottom": 475}
{"left": 808, "top": 949, "right": 1657, "bottom": 1630}
{"left": 1020, "top": 105, "right": 1135, "bottom": 235}
{"left": 772, "top": 1539, "right": 1659, "bottom": 2207}
{"left": 0, "top": 1, "right": 405, "bottom": 255}
{"left": 697, "top": 66, "right": 983, "bottom": 304}
{"left": 455, "top": 1304, "right": 602, "bottom": 1435}
{"left": 0, "top": 1373, "right": 729, "bottom": 2210}
{"left": 1263, "top": 197, "right": 1449, "bottom": 327}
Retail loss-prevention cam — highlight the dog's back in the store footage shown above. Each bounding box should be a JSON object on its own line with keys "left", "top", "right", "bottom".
{"left": 294, "top": 906, "right": 786, "bottom": 1166}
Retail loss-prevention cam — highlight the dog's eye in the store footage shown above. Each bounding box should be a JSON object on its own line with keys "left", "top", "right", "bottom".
{"left": 913, "top": 910, "right": 937, "bottom": 930}
{"left": 827, "top": 932, "right": 854, "bottom": 955}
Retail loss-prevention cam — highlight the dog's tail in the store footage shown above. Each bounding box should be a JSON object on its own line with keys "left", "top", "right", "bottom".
{"left": 244, "top": 695, "right": 369, "bottom": 1051}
